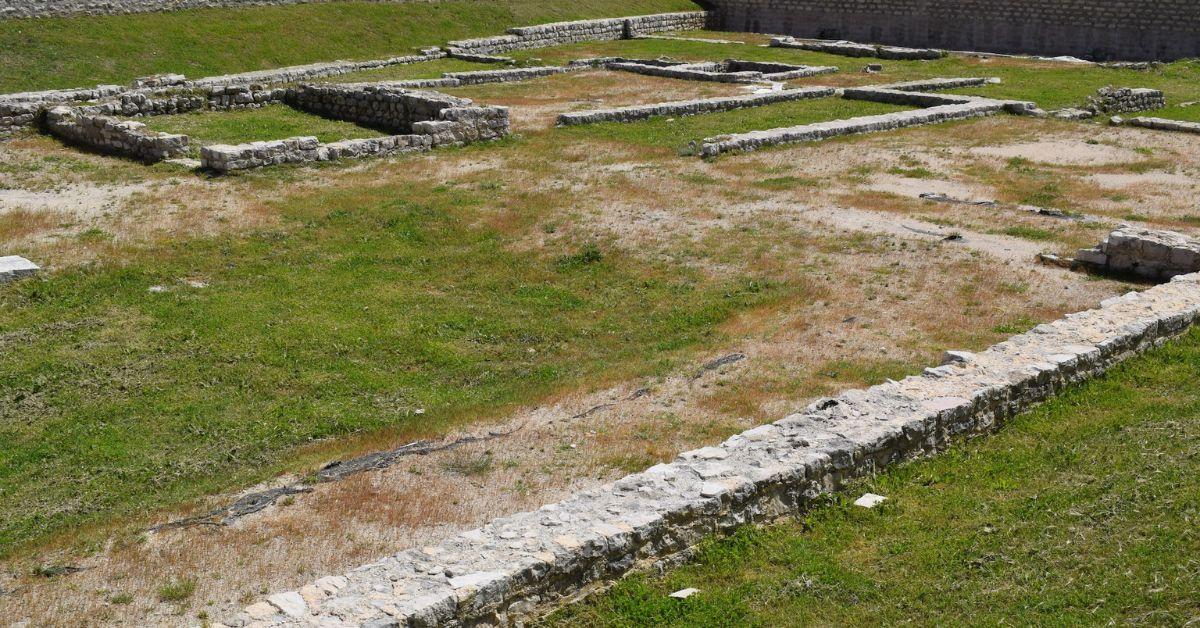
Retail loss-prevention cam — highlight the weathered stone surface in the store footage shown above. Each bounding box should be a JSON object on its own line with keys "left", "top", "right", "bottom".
{"left": 557, "top": 86, "right": 835, "bottom": 126}
{"left": 233, "top": 272, "right": 1200, "bottom": 627}
{"left": 699, "top": 101, "right": 1005, "bottom": 158}
{"left": 44, "top": 106, "right": 188, "bottom": 161}
{"left": 1128, "top": 116, "right": 1200, "bottom": 134}
{"left": 770, "top": 36, "right": 946, "bottom": 60}
{"left": 0, "top": 255, "right": 38, "bottom": 283}
{"left": 1075, "top": 227, "right": 1200, "bottom": 280}
{"left": 285, "top": 84, "right": 469, "bottom": 133}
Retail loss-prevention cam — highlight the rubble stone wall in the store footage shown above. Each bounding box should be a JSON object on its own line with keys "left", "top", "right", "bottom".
{"left": 709, "top": 0, "right": 1200, "bottom": 61}
{"left": 1086, "top": 87, "right": 1166, "bottom": 114}
{"left": 285, "top": 83, "right": 468, "bottom": 133}
{"left": 43, "top": 106, "right": 188, "bottom": 161}
{"left": 238, "top": 272, "right": 1200, "bottom": 627}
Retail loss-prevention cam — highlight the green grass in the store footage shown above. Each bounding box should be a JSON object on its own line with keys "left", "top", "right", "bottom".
{"left": 548, "top": 326, "right": 1200, "bottom": 626}
{"left": 562, "top": 99, "right": 909, "bottom": 152}
{"left": 0, "top": 170, "right": 790, "bottom": 555}
{"left": 326, "top": 58, "right": 494, "bottom": 84}
{"left": 513, "top": 37, "right": 1200, "bottom": 112}
{"left": 138, "top": 105, "right": 386, "bottom": 147}
{"left": 0, "top": 0, "right": 698, "bottom": 92}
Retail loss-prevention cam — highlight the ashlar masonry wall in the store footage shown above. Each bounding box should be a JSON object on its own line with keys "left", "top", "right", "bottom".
{"left": 708, "top": 0, "right": 1200, "bottom": 61}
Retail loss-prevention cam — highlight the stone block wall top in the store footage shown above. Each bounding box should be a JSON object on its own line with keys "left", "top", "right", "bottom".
{"left": 0, "top": 255, "right": 38, "bottom": 283}
{"left": 1075, "top": 227, "right": 1200, "bottom": 280}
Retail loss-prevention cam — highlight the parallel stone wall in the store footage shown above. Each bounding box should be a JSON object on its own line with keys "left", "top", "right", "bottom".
{"left": 699, "top": 101, "right": 1005, "bottom": 158}
{"left": 443, "top": 66, "right": 571, "bottom": 86}
{"left": 608, "top": 59, "right": 836, "bottom": 84}
{"left": 557, "top": 86, "right": 835, "bottom": 126}
{"left": 43, "top": 106, "right": 188, "bottom": 161}
{"left": 200, "top": 97, "right": 508, "bottom": 172}
{"left": 708, "top": 0, "right": 1200, "bottom": 61}
{"left": 237, "top": 273, "right": 1200, "bottom": 627}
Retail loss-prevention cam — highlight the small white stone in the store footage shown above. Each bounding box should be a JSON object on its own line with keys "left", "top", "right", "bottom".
{"left": 669, "top": 587, "right": 699, "bottom": 599}
{"left": 267, "top": 591, "right": 308, "bottom": 617}
{"left": 854, "top": 493, "right": 887, "bottom": 508}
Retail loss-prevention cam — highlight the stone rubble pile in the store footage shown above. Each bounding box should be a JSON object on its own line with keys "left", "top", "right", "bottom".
{"left": 698, "top": 101, "right": 1006, "bottom": 157}
{"left": 0, "top": 256, "right": 39, "bottom": 283}
{"left": 770, "top": 36, "right": 947, "bottom": 60}
{"left": 44, "top": 106, "right": 188, "bottom": 161}
{"left": 230, "top": 272, "right": 1200, "bottom": 627}
{"left": 557, "top": 86, "right": 836, "bottom": 126}
{"left": 1075, "top": 227, "right": 1200, "bottom": 280}
{"left": 1086, "top": 87, "right": 1165, "bottom": 114}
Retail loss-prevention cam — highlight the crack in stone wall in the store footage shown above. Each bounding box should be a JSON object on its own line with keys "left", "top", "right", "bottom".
{"left": 229, "top": 273, "right": 1200, "bottom": 627}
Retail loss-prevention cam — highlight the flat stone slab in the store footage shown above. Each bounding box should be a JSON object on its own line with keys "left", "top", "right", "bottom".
{"left": 0, "top": 255, "right": 38, "bottom": 283}
{"left": 1128, "top": 117, "right": 1200, "bottom": 134}
{"left": 231, "top": 272, "right": 1200, "bottom": 627}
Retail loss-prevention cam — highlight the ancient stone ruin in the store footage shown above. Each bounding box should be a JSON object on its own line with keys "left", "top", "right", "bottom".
{"left": 1075, "top": 228, "right": 1200, "bottom": 280}
{"left": 0, "top": 256, "right": 39, "bottom": 283}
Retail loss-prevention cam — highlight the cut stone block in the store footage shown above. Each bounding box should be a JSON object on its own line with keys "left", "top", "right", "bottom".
{"left": 0, "top": 256, "right": 38, "bottom": 283}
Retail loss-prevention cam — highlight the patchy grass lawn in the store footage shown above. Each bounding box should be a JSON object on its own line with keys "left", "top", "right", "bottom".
{"left": 138, "top": 105, "right": 386, "bottom": 148}
{"left": 0, "top": 0, "right": 698, "bottom": 92}
{"left": 514, "top": 38, "right": 1200, "bottom": 112}
{"left": 549, "top": 327, "right": 1200, "bottom": 626}
{"left": 0, "top": 173, "right": 788, "bottom": 555}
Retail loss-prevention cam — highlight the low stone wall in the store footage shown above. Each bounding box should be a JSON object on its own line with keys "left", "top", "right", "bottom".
{"left": 199, "top": 134, "right": 431, "bottom": 172}
{"left": 188, "top": 50, "right": 445, "bottom": 88}
{"left": 446, "top": 12, "right": 710, "bottom": 55}
{"left": 200, "top": 101, "right": 508, "bottom": 172}
{"left": 44, "top": 106, "right": 188, "bottom": 161}
{"left": 235, "top": 273, "right": 1200, "bottom": 627}
{"left": 699, "top": 101, "right": 1005, "bottom": 157}
{"left": 285, "top": 84, "right": 468, "bottom": 133}
{"left": 870, "top": 77, "right": 993, "bottom": 92}
{"left": 443, "top": 66, "right": 571, "bottom": 86}
{"left": 770, "top": 37, "right": 947, "bottom": 60}
{"left": 557, "top": 86, "right": 836, "bottom": 126}
{"left": 1086, "top": 87, "right": 1166, "bottom": 114}
{"left": 843, "top": 86, "right": 1040, "bottom": 115}
{"left": 1128, "top": 116, "right": 1200, "bottom": 134}
{"left": 0, "top": 256, "right": 38, "bottom": 283}
{"left": 1075, "top": 227, "right": 1200, "bottom": 280}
